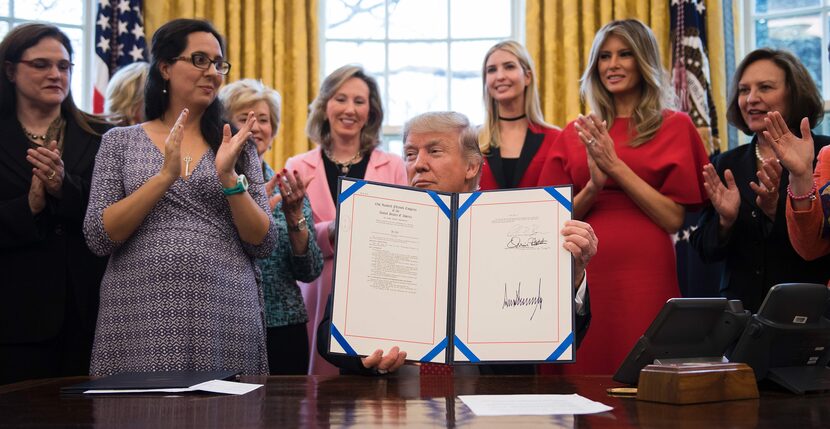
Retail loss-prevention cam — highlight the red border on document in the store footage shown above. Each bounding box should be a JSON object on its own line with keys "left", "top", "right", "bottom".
{"left": 342, "top": 194, "right": 444, "bottom": 345}
{"left": 464, "top": 199, "right": 565, "bottom": 345}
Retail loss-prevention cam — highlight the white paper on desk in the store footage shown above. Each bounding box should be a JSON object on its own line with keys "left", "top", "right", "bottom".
{"left": 84, "top": 380, "right": 262, "bottom": 395}
{"left": 188, "top": 379, "right": 262, "bottom": 395}
{"left": 458, "top": 394, "right": 612, "bottom": 416}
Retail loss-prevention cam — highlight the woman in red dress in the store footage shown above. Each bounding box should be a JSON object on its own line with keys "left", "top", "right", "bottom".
{"left": 478, "top": 41, "right": 559, "bottom": 190}
{"left": 538, "top": 19, "right": 709, "bottom": 374}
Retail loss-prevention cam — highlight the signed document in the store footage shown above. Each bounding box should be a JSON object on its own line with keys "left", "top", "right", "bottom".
{"left": 454, "top": 188, "right": 573, "bottom": 363}
{"left": 328, "top": 178, "right": 573, "bottom": 365}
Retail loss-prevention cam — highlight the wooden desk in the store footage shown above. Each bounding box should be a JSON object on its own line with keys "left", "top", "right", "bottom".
{"left": 0, "top": 375, "right": 827, "bottom": 428}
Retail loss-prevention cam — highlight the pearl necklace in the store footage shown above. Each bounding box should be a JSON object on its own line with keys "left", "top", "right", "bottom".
{"left": 755, "top": 142, "right": 778, "bottom": 163}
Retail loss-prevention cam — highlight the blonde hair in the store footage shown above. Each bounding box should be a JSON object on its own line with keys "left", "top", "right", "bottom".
{"left": 218, "top": 78, "right": 282, "bottom": 138}
{"left": 479, "top": 41, "right": 552, "bottom": 155}
{"left": 104, "top": 62, "right": 150, "bottom": 125}
{"left": 403, "top": 111, "right": 482, "bottom": 188}
{"left": 581, "top": 19, "right": 676, "bottom": 148}
{"left": 306, "top": 65, "right": 383, "bottom": 154}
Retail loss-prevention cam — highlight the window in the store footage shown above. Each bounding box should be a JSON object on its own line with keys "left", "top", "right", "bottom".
{"left": 322, "top": 0, "right": 522, "bottom": 154}
{"left": 0, "top": 0, "right": 95, "bottom": 110}
{"left": 744, "top": 0, "right": 830, "bottom": 134}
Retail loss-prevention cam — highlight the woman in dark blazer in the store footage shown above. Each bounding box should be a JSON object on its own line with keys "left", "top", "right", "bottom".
{"left": 690, "top": 48, "right": 830, "bottom": 313}
{"left": 0, "top": 24, "right": 109, "bottom": 384}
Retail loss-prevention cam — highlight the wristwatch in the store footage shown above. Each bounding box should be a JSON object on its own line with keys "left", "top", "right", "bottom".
{"left": 222, "top": 174, "right": 249, "bottom": 196}
{"left": 287, "top": 217, "right": 307, "bottom": 232}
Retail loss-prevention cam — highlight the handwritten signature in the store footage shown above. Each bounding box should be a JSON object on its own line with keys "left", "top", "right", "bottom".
{"left": 502, "top": 279, "right": 543, "bottom": 320}
{"left": 505, "top": 224, "right": 549, "bottom": 249}
{"left": 505, "top": 235, "right": 549, "bottom": 249}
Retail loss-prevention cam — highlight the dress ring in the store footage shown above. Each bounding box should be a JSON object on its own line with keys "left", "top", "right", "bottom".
{"left": 587, "top": 138, "right": 596, "bottom": 145}
{"left": 47, "top": 170, "right": 56, "bottom": 180}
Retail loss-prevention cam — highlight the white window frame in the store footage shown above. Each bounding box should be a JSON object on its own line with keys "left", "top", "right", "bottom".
{"left": 742, "top": 0, "right": 830, "bottom": 115}
{"left": 320, "top": 0, "right": 525, "bottom": 149}
{"left": 0, "top": 0, "right": 96, "bottom": 111}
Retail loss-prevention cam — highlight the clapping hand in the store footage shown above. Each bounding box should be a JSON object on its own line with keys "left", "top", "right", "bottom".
{"left": 765, "top": 112, "right": 814, "bottom": 178}
{"left": 28, "top": 174, "right": 46, "bottom": 215}
{"left": 216, "top": 111, "right": 255, "bottom": 187}
{"left": 27, "top": 140, "right": 64, "bottom": 197}
{"left": 702, "top": 163, "right": 740, "bottom": 230}
{"left": 160, "top": 108, "right": 188, "bottom": 182}
{"left": 575, "top": 113, "right": 620, "bottom": 179}
{"left": 748, "top": 158, "right": 782, "bottom": 220}
{"left": 277, "top": 169, "right": 306, "bottom": 221}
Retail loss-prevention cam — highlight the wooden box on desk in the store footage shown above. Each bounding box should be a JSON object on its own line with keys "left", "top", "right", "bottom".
{"left": 636, "top": 363, "right": 759, "bottom": 405}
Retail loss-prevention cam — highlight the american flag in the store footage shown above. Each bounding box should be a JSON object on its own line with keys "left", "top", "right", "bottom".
{"left": 93, "top": 0, "right": 148, "bottom": 114}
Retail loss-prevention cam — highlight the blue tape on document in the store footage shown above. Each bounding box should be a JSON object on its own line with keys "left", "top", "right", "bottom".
{"left": 330, "top": 324, "right": 357, "bottom": 356}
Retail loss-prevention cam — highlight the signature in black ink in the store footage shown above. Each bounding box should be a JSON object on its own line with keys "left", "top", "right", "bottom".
{"left": 505, "top": 224, "right": 548, "bottom": 249}
{"left": 505, "top": 235, "right": 549, "bottom": 249}
{"left": 502, "top": 279, "right": 543, "bottom": 320}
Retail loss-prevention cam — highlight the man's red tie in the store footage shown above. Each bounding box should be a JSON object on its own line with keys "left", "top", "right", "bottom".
{"left": 420, "top": 362, "right": 454, "bottom": 376}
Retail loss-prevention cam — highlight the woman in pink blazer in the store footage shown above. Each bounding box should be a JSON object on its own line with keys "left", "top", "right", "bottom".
{"left": 285, "top": 65, "right": 407, "bottom": 375}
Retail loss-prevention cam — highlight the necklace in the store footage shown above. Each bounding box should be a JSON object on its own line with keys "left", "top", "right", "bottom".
{"left": 755, "top": 142, "right": 777, "bottom": 162}
{"left": 498, "top": 113, "right": 527, "bottom": 121}
{"left": 21, "top": 124, "right": 48, "bottom": 142}
{"left": 20, "top": 116, "right": 65, "bottom": 147}
{"left": 324, "top": 147, "right": 362, "bottom": 175}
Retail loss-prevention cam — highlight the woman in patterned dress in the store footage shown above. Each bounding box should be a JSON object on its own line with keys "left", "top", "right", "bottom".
{"left": 83, "top": 19, "right": 276, "bottom": 376}
{"left": 220, "top": 79, "right": 323, "bottom": 374}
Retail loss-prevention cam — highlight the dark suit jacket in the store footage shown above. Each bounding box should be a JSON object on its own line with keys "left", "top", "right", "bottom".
{"left": 317, "top": 288, "right": 591, "bottom": 375}
{"left": 0, "top": 113, "right": 109, "bottom": 344}
{"left": 689, "top": 134, "right": 830, "bottom": 313}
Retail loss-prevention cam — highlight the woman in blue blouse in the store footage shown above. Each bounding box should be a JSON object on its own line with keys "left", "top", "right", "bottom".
{"left": 220, "top": 79, "right": 323, "bottom": 374}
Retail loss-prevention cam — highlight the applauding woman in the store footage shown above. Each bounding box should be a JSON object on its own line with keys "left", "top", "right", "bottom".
{"left": 538, "top": 19, "right": 709, "bottom": 374}
{"left": 691, "top": 49, "right": 830, "bottom": 310}
{"left": 84, "top": 19, "right": 276, "bottom": 375}
{"left": 478, "top": 41, "right": 558, "bottom": 190}
{"left": 220, "top": 79, "right": 323, "bottom": 374}
{"left": 286, "top": 65, "right": 406, "bottom": 375}
{"left": 0, "top": 24, "right": 110, "bottom": 384}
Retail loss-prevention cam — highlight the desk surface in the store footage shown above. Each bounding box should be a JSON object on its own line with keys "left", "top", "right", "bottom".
{"left": 0, "top": 375, "right": 827, "bottom": 428}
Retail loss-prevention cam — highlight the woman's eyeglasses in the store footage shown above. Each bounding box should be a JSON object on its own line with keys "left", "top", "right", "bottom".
{"left": 171, "top": 53, "right": 231, "bottom": 75}
{"left": 18, "top": 59, "right": 73, "bottom": 73}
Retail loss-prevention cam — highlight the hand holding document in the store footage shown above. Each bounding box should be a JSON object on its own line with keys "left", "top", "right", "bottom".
{"left": 327, "top": 179, "right": 575, "bottom": 365}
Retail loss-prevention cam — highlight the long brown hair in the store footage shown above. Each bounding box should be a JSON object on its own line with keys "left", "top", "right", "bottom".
{"left": 305, "top": 65, "right": 383, "bottom": 154}
{"left": 580, "top": 19, "right": 675, "bottom": 147}
{"left": 0, "top": 23, "right": 106, "bottom": 135}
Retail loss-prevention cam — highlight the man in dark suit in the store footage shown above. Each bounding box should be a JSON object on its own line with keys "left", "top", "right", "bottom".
{"left": 318, "top": 111, "right": 597, "bottom": 375}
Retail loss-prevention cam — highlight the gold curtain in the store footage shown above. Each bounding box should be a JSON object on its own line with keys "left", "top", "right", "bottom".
{"left": 144, "top": 0, "right": 319, "bottom": 171}
{"left": 526, "top": 1, "right": 670, "bottom": 128}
